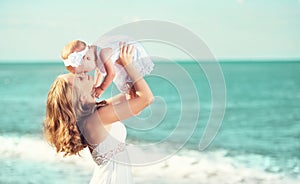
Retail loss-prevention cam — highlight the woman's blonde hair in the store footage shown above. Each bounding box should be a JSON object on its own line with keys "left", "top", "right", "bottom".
{"left": 43, "top": 75, "right": 95, "bottom": 156}
{"left": 61, "top": 40, "right": 87, "bottom": 74}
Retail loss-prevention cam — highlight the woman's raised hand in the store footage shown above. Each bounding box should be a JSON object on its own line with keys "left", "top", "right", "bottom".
{"left": 95, "top": 42, "right": 153, "bottom": 124}
{"left": 118, "top": 42, "right": 135, "bottom": 67}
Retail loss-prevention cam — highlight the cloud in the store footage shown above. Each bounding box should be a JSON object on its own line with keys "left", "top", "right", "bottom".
{"left": 132, "top": 17, "right": 141, "bottom": 22}
{"left": 122, "top": 16, "right": 141, "bottom": 22}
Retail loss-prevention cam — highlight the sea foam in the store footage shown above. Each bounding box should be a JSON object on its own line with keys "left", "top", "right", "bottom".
{"left": 0, "top": 135, "right": 298, "bottom": 184}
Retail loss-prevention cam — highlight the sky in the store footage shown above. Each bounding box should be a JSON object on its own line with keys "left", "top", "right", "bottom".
{"left": 0, "top": 0, "right": 300, "bottom": 62}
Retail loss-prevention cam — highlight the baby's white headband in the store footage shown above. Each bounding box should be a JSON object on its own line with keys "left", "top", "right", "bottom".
{"left": 63, "top": 46, "right": 89, "bottom": 67}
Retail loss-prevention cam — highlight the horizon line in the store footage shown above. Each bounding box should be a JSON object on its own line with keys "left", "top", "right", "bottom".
{"left": 0, "top": 58, "right": 300, "bottom": 64}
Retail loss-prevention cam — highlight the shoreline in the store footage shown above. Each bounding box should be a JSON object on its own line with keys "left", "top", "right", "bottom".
{"left": 0, "top": 135, "right": 299, "bottom": 184}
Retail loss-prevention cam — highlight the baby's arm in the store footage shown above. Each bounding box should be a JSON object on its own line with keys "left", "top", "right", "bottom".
{"left": 94, "top": 48, "right": 116, "bottom": 97}
{"left": 92, "top": 68, "right": 103, "bottom": 97}
{"left": 94, "top": 68, "right": 102, "bottom": 87}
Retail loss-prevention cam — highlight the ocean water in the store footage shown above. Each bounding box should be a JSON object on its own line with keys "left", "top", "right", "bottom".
{"left": 0, "top": 61, "right": 299, "bottom": 184}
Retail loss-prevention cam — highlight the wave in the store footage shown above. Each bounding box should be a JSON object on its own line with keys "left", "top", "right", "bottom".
{"left": 130, "top": 147, "right": 299, "bottom": 184}
{"left": 0, "top": 135, "right": 95, "bottom": 169}
{"left": 0, "top": 135, "right": 298, "bottom": 184}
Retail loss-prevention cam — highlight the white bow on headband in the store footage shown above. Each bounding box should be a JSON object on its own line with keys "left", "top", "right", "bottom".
{"left": 63, "top": 46, "right": 89, "bottom": 67}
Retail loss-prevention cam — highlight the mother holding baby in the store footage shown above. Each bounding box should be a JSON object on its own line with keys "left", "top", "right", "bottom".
{"left": 43, "top": 43, "right": 154, "bottom": 183}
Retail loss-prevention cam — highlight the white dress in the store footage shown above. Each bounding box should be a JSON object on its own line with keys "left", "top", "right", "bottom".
{"left": 95, "top": 40, "right": 154, "bottom": 93}
{"left": 89, "top": 122, "right": 133, "bottom": 184}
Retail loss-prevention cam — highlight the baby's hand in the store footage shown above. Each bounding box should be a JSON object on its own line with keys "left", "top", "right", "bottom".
{"left": 92, "top": 85, "right": 104, "bottom": 98}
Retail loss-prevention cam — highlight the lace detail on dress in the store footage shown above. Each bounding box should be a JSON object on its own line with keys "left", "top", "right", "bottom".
{"left": 91, "top": 143, "right": 126, "bottom": 166}
{"left": 132, "top": 57, "right": 154, "bottom": 76}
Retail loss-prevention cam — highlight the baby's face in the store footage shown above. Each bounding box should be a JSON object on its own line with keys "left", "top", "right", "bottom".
{"left": 76, "top": 46, "right": 96, "bottom": 73}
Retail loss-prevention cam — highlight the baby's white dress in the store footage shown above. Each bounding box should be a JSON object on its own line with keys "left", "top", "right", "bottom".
{"left": 95, "top": 40, "right": 154, "bottom": 93}
{"left": 89, "top": 122, "right": 133, "bottom": 184}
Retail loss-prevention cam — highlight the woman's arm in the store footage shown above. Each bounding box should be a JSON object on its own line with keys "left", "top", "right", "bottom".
{"left": 96, "top": 43, "right": 154, "bottom": 125}
{"left": 105, "top": 93, "right": 127, "bottom": 105}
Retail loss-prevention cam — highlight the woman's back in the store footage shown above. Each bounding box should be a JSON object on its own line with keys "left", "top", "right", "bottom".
{"left": 88, "top": 122, "right": 133, "bottom": 184}
{"left": 90, "top": 121, "right": 127, "bottom": 155}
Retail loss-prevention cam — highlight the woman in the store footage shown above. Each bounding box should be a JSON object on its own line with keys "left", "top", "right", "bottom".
{"left": 43, "top": 43, "right": 154, "bottom": 183}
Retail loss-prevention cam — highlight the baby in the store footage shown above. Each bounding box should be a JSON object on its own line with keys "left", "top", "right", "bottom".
{"left": 61, "top": 37, "right": 154, "bottom": 99}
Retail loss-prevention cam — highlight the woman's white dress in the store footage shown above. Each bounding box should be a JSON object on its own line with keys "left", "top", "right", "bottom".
{"left": 89, "top": 122, "right": 133, "bottom": 184}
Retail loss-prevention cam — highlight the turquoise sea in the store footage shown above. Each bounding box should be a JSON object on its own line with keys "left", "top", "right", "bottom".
{"left": 0, "top": 61, "right": 299, "bottom": 184}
